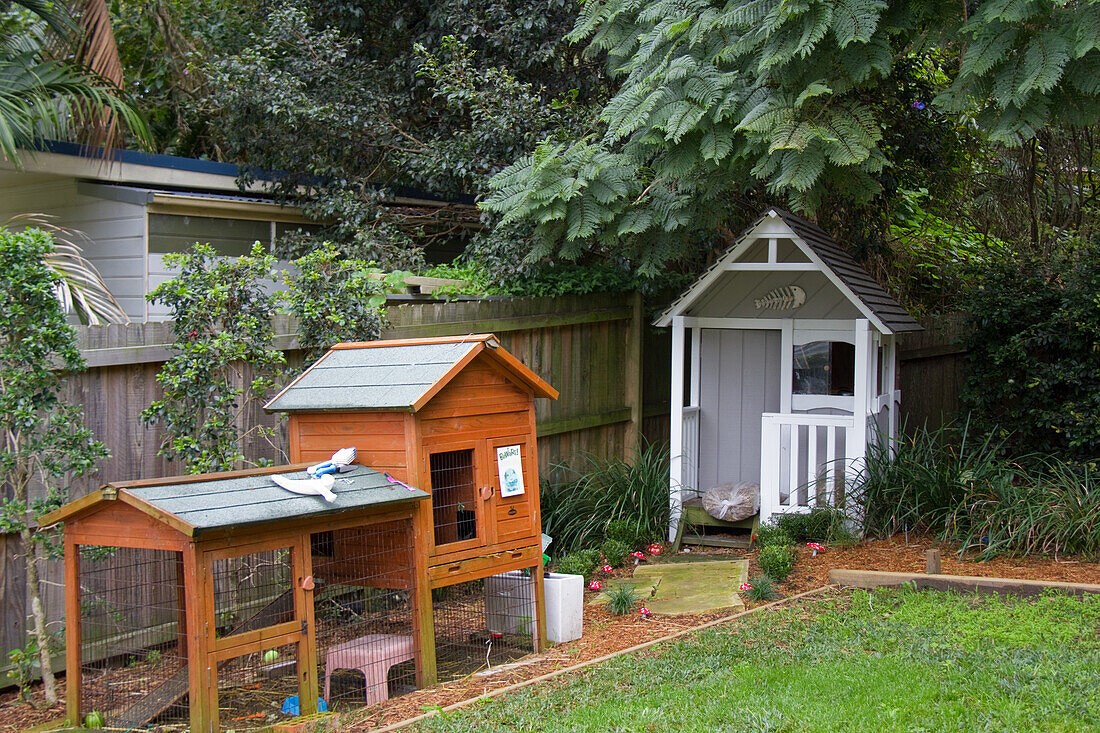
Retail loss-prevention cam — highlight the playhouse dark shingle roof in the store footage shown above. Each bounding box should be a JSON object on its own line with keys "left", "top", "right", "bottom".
{"left": 775, "top": 209, "right": 921, "bottom": 333}
{"left": 265, "top": 341, "right": 480, "bottom": 411}
{"left": 125, "top": 465, "right": 426, "bottom": 534}
{"left": 656, "top": 208, "right": 922, "bottom": 333}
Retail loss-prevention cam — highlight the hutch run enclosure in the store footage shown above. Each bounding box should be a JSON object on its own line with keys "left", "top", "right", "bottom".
{"left": 45, "top": 334, "right": 557, "bottom": 732}
{"left": 656, "top": 209, "right": 921, "bottom": 536}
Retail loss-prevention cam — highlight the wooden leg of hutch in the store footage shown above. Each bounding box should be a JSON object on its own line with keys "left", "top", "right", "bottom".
{"left": 184, "top": 546, "right": 213, "bottom": 733}
{"left": 293, "top": 535, "right": 320, "bottom": 716}
{"left": 532, "top": 561, "right": 548, "bottom": 653}
{"left": 64, "top": 534, "right": 81, "bottom": 725}
{"left": 413, "top": 530, "right": 437, "bottom": 687}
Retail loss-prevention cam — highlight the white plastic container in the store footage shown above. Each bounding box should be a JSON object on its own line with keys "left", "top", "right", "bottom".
{"left": 543, "top": 572, "right": 583, "bottom": 643}
{"left": 485, "top": 571, "right": 535, "bottom": 635}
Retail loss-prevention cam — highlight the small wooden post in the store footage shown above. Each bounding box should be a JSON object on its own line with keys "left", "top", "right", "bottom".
{"left": 411, "top": 511, "right": 437, "bottom": 687}
{"left": 926, "top": 549, "right": 942, "bottom": 574}
{"left": 64, "top": 533, "right": 81, "bottom": 726}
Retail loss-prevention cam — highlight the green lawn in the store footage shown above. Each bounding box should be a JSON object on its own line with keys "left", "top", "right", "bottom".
{"left": 413, "top": 587, "right": 1100, "bottom": 732}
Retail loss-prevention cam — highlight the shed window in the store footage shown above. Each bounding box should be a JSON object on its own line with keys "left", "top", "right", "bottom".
{"left": 148, "top": 213, "right": 272, "bottom": 255}
{"left": 429, "top": 450, "right": 478, "bottom": 546}
{"left": 793, "top": 341, "right": 854, "bottom": 396}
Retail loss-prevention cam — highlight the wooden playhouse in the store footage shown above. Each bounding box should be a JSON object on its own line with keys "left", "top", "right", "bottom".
{"left": 655, "top": 209, "right": 921, "bottom": 539}
{"left": 264, "top": 334, "right": 559, "bottom": 669}
{"left": 41, "top": 464, "right": 432, "bottom": 733}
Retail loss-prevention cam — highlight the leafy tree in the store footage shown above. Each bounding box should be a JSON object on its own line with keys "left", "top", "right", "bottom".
{"left": 482, "top": 0, "right": 1100, "bottom": 273}
{"left": 142, "top": 243, "right": 285, "bottom": 474}
{"left": 283, "top": 244, "right": 395, "bottom": 359}
{"left": 0, "top": 228, "right": 108, "bottom": 705}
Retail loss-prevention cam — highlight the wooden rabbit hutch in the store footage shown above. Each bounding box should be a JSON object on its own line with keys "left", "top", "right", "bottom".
{"left": 41, "top": 464, "right": 433, "bottom": 733}
{"left": 265, "top": 334, "right": 559, "bottom": 668}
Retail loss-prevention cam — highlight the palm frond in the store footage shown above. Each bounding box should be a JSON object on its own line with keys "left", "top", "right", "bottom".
{"left": 3, "top": 213, "right": 130, "bottom": 324}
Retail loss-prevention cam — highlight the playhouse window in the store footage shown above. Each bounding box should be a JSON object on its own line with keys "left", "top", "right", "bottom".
{"left": 429, "top": 449, "right": 478, "bottom": 546}
{"left": 792, "top": 341, "right": 854, "bottom": 396}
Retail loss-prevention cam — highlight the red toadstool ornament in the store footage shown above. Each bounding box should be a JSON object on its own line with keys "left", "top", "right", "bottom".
{"left": 588, "top": 580, "right": 602, "bottom": 591}
{"left": 647, "top": 543, "right": 661, "bottom": 555}
{"left": 739, "top": 582, "right": 753, "bottom": 591}
{"left": 601, "top": 564, "right": 613, "bottom": 573}
{"left": 806, "top": 542, "right": 826, "bottom": 557}
{"left": 639, "top": 607, "right": 652, "bottom": 618}
{"left": 630, "top": 550, "right": 645, "bottom": 565}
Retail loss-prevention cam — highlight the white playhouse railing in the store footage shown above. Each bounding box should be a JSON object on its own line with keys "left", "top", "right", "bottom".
{"left": 759, "top": 413, "right": 860, "bottom": 522}
{"left": 681, "top": 406, "right": 700, "bottom": 496}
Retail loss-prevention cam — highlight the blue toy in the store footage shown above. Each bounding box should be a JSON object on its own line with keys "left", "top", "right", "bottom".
{"left": 281, "top": 695, "right": 327, "bottom": 715}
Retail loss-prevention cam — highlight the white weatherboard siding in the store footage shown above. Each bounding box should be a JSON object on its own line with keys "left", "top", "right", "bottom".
{"left": 0, "top": 175, "right": 147, "bottom": 320}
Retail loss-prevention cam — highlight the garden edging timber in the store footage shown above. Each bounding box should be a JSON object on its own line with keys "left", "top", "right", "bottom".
{"left": 829, "top": 569, "right": 1100, "bottom": 596}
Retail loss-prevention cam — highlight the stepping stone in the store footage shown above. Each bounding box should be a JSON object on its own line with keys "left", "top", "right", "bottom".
{"left": 632, "top": 559, "right": 748, "bottom": 615}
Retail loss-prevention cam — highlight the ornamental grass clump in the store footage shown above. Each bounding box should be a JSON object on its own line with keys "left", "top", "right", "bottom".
{"left": 540, "top": 444, "right": 670, "bottom": 554}
{"left": 858, "top": 420, "right": 1100, "bottom": 559}
{"left": 605, "top": 584, "right": 641, "bottom": 616}
{"left": 744, "top": 574, "right": 780, "bottom": 602}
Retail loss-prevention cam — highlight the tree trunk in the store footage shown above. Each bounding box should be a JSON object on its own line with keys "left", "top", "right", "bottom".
{"left": 21, "top": 524, "right": 58, "bottom": 705}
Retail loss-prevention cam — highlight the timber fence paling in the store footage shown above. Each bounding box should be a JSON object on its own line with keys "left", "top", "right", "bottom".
{"left": 1, "top": 292, "right": 666, "bottom": 684}
{"left": 897, "top": 313, "right": 967, "bottom": 433}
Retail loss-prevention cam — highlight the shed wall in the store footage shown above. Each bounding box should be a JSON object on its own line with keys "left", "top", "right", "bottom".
{"left": 697, "top": 329, "right": 781, "bottom": 493}
{"left": 0, "top": 175, "right": 147, "bottom": 319}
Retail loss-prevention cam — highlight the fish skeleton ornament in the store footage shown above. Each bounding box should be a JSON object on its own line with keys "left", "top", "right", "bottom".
{"left": 754, "top": 285, "right": 806, "bottom": 311}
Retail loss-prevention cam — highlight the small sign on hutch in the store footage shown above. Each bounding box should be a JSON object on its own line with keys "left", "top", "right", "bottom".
{"left": 496, "top": 445, "right": 525, "bottom": 497}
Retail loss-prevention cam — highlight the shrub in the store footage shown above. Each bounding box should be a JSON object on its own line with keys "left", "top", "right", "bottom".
{"left": 960, "top": 244, "right": 1100, "bottom": 462}
{"left": 774, "top": 508, "right": 852, "bottom": 543}
{"left": 554, "top": 548, "right": 603, "bottom": 577}
{"left": 753, "top": 522, "right": 793, "bottom": 549}
{"left": 540, "top": 444, "right": 670, "bottom": 554}
{"left": 605, "top": 519, "right": 650, "bottom": 549}
{"left": 605, "top": 584, "right": 641, "bottom": 616}
{"left": 599, "top": 539, "right": 631, "bottom": 567}
{"left": 744, "top": 574, "right": 780, "bottom": 602}
{"left": 758, "top": 546, "right": 797, "bottom": 581}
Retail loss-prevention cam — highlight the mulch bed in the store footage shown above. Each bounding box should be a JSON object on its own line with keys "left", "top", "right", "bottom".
{"left": 5, "top": 535, "right": 1099, "bottom": 732}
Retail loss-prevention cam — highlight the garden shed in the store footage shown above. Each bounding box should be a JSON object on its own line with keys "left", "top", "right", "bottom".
{"left": 40, "top": 464, "right": 432, "bottom": 733}
{"left": 655, "top": 209, "right": 921, "bottom": 536}
{"left": 265, "top": 334, "right": 560, "bottom": 665}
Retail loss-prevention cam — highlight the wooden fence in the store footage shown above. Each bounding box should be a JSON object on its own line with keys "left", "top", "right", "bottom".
{"left": 897, "top": 314, "right": 968, "bottom": 432}
{"left": 0, "top": 292, "right": 673, "bottom": 678}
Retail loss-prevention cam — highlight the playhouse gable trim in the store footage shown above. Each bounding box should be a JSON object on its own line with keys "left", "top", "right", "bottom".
{"left": 654, "top": 209, "right": 920, "bottom": 333}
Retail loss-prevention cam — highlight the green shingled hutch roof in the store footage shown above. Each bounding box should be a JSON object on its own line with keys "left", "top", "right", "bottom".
{"left": 41, "top": 464, "right": 428, "bottom": 536}
{"left": 264, "top": 334, "right": 558, "bottom": 413}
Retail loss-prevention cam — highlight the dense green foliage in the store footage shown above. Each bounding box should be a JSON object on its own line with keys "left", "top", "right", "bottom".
{"left": 757, "top": 544, "right": 796, "bottom": 580}
{"left": 282, "top": 244, "right": 393, "bottom": 360}
{"left": 553, "top": 547, "right": 603, "bottom": 577}
{"left": 0, "top": 228, "right": 107, "bottom": 703}
{"left": 598, "top": 538, "right": 631, "bottom": 567}
{"left": 859, "top": 422, "right": 1100, "bottom": 558}
{"left": 771, "top": 507, "right": 853, "bottom": 544}
{"left": 960, "top": 243, "right": 1100, "bottom": 461}
{"left": 541, "top": 445, "right": 670, "bottom": 555}
{"left": 142, "top": 243, "right": 285, "bottom": 473}
{"left": 416, "top": 588, "right": 1100, "bottom": 732}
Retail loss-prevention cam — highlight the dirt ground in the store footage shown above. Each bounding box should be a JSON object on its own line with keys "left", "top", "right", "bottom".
{"left": 4, "top": 535, "right": 1099, "bottom": 732}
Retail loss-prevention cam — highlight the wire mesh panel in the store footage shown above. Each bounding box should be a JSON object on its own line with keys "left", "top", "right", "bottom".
{"left": 78, "top": 546, "right": 190, "bottom": 729}
{"left": 429, "top": 449, "right": 478, "bottom": 546}
{"left": 433, "top": 574, "right": 535, "bottom": 680}
{"left": 217, "top": 642, "right": 300, "bottom": 731}
{"left": 211, "top": 548, "right": 294, "bottom": 638}
{"left": 312, "top": 520, "right": 417, "bottom": 711}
